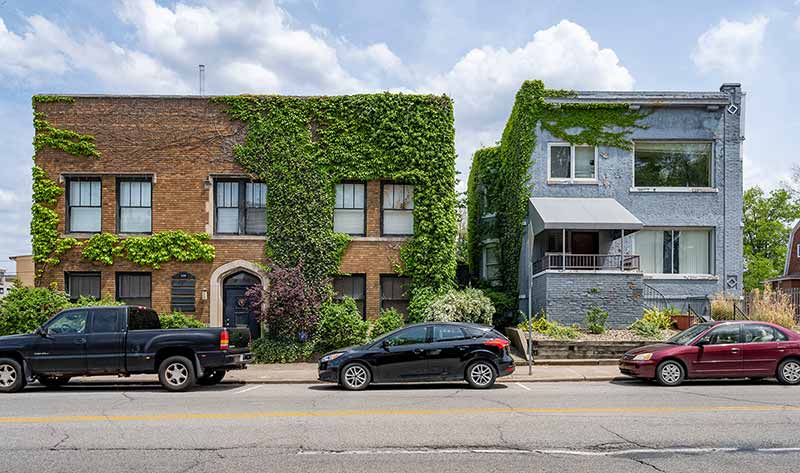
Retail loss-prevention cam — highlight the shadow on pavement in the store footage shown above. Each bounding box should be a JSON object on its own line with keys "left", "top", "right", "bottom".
{"left": 308, "top": 382, "right": 509, "bottom": 392}
{"left": 19, "top": 382, "right": 244, "bottom": 394}
{"left": 610, "top": 378, "right": 779, "bottom": 388}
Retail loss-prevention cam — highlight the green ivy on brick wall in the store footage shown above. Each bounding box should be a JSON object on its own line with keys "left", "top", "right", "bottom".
{"left": 466, "top": 145, "right": 500, "bottom": 276}
{"left": 81, "top": 231, "right": 215, "bottom": 269}
{"left": 469, "top": 80, "right": 649, "bottom": 296}
{"left": 214, "top": 93, "right": 458, "bottom": 291}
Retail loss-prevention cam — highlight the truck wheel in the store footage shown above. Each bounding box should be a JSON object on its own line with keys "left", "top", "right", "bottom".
{"left": 38, "top": 376, "right": 71, "bottom": 388}
{"left": 0, "top": 358, "right": 25, "bottom": 394}
{"left": 158, "top": 356, "right": 196, "bottom": 392}
{"left": 197, "top": 370, "right": 226, "bottom": 386}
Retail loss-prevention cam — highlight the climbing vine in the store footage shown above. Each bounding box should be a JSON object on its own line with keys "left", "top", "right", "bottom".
{"left": 466, "top": 145, "right": 500, "bottom": 276}
{"left": 470, "top": 80, "right": 650, "bottom": 296}
{"left": 81, "top": 231, "right": 215, "bottom": 269}
{"left": 214, "top": 93, "right": 457, "bottom": 291}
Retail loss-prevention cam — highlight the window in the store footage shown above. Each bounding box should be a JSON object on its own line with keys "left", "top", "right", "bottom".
{"left": 482, "top": 243, "right": 501, "bottom": 284}
{"left": 634, "top": 229, "right": 713, "bottom": 275}
{"left": 433, "top": 325, "right": 467, "bottom": 342}
{"left": 118, "top": 178, "right": 152, "bottom": 233}
{"left": 128, "top": 307, "right": 160, "bottom": 330}
{"left": 797, "top": 243, "right": 800, "bottom": 258}
{"left": 698, "top": 324, "right": 740, "bottom": 345}
{"left": 116, "top": 273, "right": 152, "bottom": 308}
{"left": 47, "top": 310, "right": 88, "bottom": 335}
{"left": 65, "top": 272, "right": 101, "bottom": 302}
{"left": 214, "top": 180, "right": 267, "bottom": 235}
{"left": 384, "top": 325, "right": 428, "bottom": 346}
{"left": 381, "top": 275, "right": 411, "bottom": 315}
{"left": 634, "top": 142, "right": 713, "bottom": 188}
{"left": 171, "top": 272, "right": 196, "bottom": 313}
{"left": 382, "top": 183, "right": 414, "bottom": 235}
{"left": 67, "top": 178, "right": 101, "bottom": 233}
{"left": 91, "top": 308, "right": 121, "bottom": 333}
{"left": 334, "top": 182, "right": 366, "bottom": 235}
{"left": 333, "top": 275, "right": 366, "bottom": 319}
{"left": 742, "top": 324, "right": 788, "bottom": 343}
{"left": 548, "top": 144, "right": 596, "bottom": 181}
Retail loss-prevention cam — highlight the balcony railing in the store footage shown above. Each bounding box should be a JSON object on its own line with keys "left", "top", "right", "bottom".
{"left": 533, "top": 253, "right": 640, "bottom": 274}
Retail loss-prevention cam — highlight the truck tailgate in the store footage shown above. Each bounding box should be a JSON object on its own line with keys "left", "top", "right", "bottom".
{"left": 226, "top": 327, "right": 251, "bottom": 352}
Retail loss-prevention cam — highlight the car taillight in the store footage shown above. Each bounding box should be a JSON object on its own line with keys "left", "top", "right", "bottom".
{"left": 483, "top": 338, "right": 510, "bottom": 350}
{"left": 220, "top": 329, "right": 230, "bottom": 351}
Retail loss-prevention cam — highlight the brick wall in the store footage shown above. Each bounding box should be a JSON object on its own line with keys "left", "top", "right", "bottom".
{"left": 34, "top": 96, "right": 406, "bottom": 323}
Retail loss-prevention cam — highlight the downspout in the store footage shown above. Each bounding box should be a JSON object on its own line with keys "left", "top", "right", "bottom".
{"left": 722, "top": 91, "right": 727, "bottom": 296}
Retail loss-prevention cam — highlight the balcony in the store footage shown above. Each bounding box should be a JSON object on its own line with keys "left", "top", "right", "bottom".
{"left": 533, "top": 253, "right": 641, "bottom": 274}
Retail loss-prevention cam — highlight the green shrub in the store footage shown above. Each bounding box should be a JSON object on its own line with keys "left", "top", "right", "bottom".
{"left": 481, "top": 287, "right": 520, "bottom": 328}
{"left": 66, "top": 296, "right": 124, "bottom": 309}
{"left": 315, "top": 297, "right": 370, "bottom": 353}
{"left": 585, "top": 306, "right": 609, "bottom": 334}
{"left": 0, "top": 286, "right": 70, "bottom": 336}
{"left": 424, "top": 287, "right": 495, "bottom": 324}
{"left": 628, "top": 308, "right": 673, "bottom": 339}
{"left": 158, "top": 311, "right": 205, "bottom": 329}
{"left": 407, "top": 287, "right": 440, "bottom": 324}
{"left": 252, "top": 337, "right": 316, "bottom": 363}
{"left": 370, "top": 308, "right": 405, "bottom": 339}
{"left": 517, "top": 314, "right": 580, "bottom": 340}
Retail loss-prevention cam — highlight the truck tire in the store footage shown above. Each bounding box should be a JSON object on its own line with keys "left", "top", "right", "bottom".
{"left": 197, "top": 370, "right": 226, "bottom": 386}
{"left": 38, "top": 376, "right": 71, "bottom": 388}
{"left": 158, "top": 356, "right": 196, "bottom": 392}
{"left": 0, "top": 358, "right": 25, "bottom": 394}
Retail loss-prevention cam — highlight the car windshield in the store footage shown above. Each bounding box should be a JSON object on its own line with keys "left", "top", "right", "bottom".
{"left": 666, "top": 323, "right": 712, "bottom": 345}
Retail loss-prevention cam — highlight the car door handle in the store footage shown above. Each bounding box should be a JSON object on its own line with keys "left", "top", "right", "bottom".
{"left": 457, "top": 346, "right": 468, "bottom": 351}
{"left": 413, "top": 348, "right": 424, "bottom": 355}
{"left": 730, "top": 348, "right": 740, "bottom": 352}
{"left": 74, "top": 338, "right": 87, "bottom": 344}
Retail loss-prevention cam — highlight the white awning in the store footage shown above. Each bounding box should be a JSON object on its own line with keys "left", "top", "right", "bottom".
{"left": 528, "top": 197, "right": 643, "bottom": 234}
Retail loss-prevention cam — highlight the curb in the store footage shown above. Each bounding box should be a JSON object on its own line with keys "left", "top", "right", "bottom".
{"left": 66, "top": 377, "right": 629, "bottom": 386}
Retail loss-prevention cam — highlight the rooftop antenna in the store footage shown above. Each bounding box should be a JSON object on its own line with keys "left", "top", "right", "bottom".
{"left": 198, "top": 64, "right": 205, "bottom": 96}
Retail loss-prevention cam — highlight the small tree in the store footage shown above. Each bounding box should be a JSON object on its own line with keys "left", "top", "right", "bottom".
{"left": 424, "top": 287, "right": 495, "bottom": 325}
{"left": 315, "top": 298, "right": 370, "bottom": 353}
{"left": 0, "top": 286, "right": 70, "bottom": 336}
{"left": 584, "top": 306, "right": 609, "bottom": 334}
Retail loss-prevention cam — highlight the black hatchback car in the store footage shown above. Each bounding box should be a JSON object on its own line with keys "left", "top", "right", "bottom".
{"left": 318, "top": 322, "right": 515, "bottom": 390}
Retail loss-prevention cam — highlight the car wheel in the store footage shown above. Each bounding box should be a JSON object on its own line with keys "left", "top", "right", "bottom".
{"left": 158, "top": 356, "right": 196, "bottom": 392}
{"left": 38, "top": 376, "right": 71, "bottom": 388}
{"left": 777, "top": 359, "right": 800, "bottom": 385}
{"left": 340, "top": 363, "right": 371, "bottom": 391}
{"left": 0, "top": 358, "right": 25, "bottom": 394}
{"left": 466, "top": 360, "right": 496, "bottom": 389}
{"left": 197, "top": 370, "right": 226, "bottom": 386}
{"left": 656, "top": 360, "right": 685, "bottom": 387}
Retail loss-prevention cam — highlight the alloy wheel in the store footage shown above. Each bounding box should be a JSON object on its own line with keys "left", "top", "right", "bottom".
{"left": 660, "top": 363, "right": 682, "bottom": 385}
{"left": 165, "top": 363, "right": 189, "bottom": 387}
{"left": 0, "top": 364, "right": 16, "bottom": 388}
{"left": 782, "top": 361, "right": 800, "bottom": 383}
{"left": 344, "top": 365, "right": 368, "bottom": 389}
{"left": 470, "top": 363, "right": 493, "bottom": 387}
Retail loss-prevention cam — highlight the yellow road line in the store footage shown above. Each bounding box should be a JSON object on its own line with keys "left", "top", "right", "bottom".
{"left": 0, "top": 404, "right": 799, "bottom": 424}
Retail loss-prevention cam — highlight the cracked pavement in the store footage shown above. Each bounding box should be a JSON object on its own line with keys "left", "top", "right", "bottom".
{"left": 2, "top": 379, "right": 800, "bottom": 472}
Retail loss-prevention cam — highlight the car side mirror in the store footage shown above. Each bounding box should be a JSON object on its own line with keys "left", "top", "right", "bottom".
{"left": 35, "top": 326, "right": 48, "bottom": 338}
{"left": 696, "top": 339, "right": 708, "bottom": 348}
{"left": 381, "top": 339, "right": 391, "bottom": 350}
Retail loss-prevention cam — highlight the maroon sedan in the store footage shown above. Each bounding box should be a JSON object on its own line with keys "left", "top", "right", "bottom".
{"left": 620, "top": 321, "right": 800, "bottom": 386}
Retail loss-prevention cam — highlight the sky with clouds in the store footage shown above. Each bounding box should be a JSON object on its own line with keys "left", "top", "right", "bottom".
{"left": 1, "top": 0, "right": 798, "bottom": 272}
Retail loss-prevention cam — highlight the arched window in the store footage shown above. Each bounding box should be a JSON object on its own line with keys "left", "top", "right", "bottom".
{"left": 171, "top": 272, "right": 196, "bottom": 313}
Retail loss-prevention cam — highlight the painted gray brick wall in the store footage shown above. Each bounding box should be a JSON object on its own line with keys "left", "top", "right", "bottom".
{"left": 540, "top": 272, "right": 644, "bottom": 328}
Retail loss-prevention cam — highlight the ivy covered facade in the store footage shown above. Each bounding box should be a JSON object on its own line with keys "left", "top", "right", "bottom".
{"left": 32, "top": 94, "right": 456, "bottom": 329}
{"left": 468, "top": 80, "right": 744, "bottom": 327}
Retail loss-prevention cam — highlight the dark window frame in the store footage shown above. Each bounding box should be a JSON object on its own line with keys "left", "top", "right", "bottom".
{"left": 171, "top": 272, "right": 196, "bottom": 313}
{"left": 116, "top": 177, "right": 153, "bottom": 234}
{"left": 115, "top": 272, "right": 152, "bottom": 308}
{"left": 64, "top": 271, "right": 101, "bottom": 302}
{"left": 333, "top": 274, "right": 367, "bottom": 320}
{"left": 380, "top": 181, "right": 414, "bottom": 237}
{"left": 66, "top": 177, "right": 102, "bottom": 234}
{"left": 333, "top": 181, "right": 367, "bottom": 236}
{"left": 380, "top": 274, "right": 411, "bottom": 315}
{"left": 213, "top": 179, "right": 267, "bottom": 236}
{"left": 633, "top": 141, "right": 714, "bottom": 189}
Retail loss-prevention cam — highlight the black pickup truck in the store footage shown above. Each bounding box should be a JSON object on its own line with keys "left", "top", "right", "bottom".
{"left": 0, "top": 306, "right": 252, "bottom": 393}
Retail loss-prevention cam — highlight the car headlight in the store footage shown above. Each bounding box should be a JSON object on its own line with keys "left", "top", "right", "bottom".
{"left": 633, "top": 353, "right": 653, "bottom": 361}
{"left": 320, "top": 353, "right": 344, "bottom": 363}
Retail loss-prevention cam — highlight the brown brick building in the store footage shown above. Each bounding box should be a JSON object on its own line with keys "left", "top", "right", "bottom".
{"left": 770, "top": 221, "right": 800, "bottom": 290}
{"left": 33, "top": 95, "right": 438, "bottom": 333}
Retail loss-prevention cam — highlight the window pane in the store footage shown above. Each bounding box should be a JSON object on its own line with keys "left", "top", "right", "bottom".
{"left": 117, "top": 274, "right": 151, "bottom": 307}
{"left": 68, "top": 273, "right": 100, "bottom": 301}
{"left": 70, "top": 207, "right": 101, "bottom": 233}
{"left": 386, "top": 325, "right": 427, "bottom": 346}
{"left": 334, "top": 209, "right": 365, "bottom": 234}
{"left": 48, "top": 311, "right": 88, "bottom": 335}
{"left": 92, "top": 309, "right": 120, "bottom": 333}
{"left": 550, "top": 145, "right": 571, "bottom": 178}
{"left": 434, "top": 325, "right": 466, "bottom": 342}
{"left": 383, "top": 185, "right": 393, "bottom": 209}
{"left": 701, "top": 325, "right": 740, "bottom": 345}
{"left": 574, "top": 146, "right": 595, "bottom": 179}
{"left": 677, "top": 230, "right": 710, "bottom": 274}
{"left": 217, "top": 208, "right": 239, "bottom": 233}
{"left": 119, "top": 181, "right": 130, "bottom": 206}
{"left": 140, "top": 181, "right": 151, "bottom": 207}
{"left": 89, "top": 181, "right": 101, "bottom": 206}
{"left": 354, "top": 183, "right": 365, "bottom": 209}
{"left": 245, "top": 207, "right": 266, "bottom": 235}
{"left": 343, "top": 183, "right": 354, "bottom": 208}
{"left": 80, "top": 181, "right": 91, "bottom": 205}
{"left": 663, "top": 231, "right": 674, "bottom": 274}
{"left": 383, "top": 209, "right": 413, "bottom": 235}
{"left": 635, "top": 231, "right": 664, "bottom": 273}
{"left": 70, "top": 181, "right": 81, "bottom": 205}
{"left": 246, "top": 183, "right": 266, "bottom": 208}
{"left": 403, "top": 185, "right": 413, "bottom": 210}
{"left": 120, "top": 208, "right": 151, "bottom": 233}
{"left": 634, "top": 142, "right": 712, "bottom": 187}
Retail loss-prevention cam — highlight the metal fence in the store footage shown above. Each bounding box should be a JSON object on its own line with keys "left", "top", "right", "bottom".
{"left": 743, "top": 288, "right": 800, "bottom": 318}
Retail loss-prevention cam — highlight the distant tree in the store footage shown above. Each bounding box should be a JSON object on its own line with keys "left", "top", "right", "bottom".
{"left": 783, "top": 164, "right": 800, "bottom": 198}
{"left": 743, "top": 187, "right": 800, "bottom": 290}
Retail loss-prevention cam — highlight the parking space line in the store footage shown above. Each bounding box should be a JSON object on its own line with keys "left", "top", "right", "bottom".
{"left": 515, "top": 383, "right": 532, "bottom": 391}
{"left": 233, "top": 385, "right": 263, "bottom": 395}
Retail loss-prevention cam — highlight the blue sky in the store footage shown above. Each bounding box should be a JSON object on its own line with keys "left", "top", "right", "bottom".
{"left": 1, "top": 0, "right": 799, "bottom": 272}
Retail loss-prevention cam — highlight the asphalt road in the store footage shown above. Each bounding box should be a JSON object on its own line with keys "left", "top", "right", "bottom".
{"left": 2, "top": 378, "right": 800, "bottom": 472}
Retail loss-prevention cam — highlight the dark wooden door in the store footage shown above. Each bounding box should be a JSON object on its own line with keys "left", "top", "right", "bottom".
{"left": 570, "top": 232, "right": 599, "bottom": 254}
{"left": 222, "top": 272, "right": 261, "bottom": 339}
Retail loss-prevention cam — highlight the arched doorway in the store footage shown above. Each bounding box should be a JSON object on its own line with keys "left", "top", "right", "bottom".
{"left": 222, "top": 271, "right": 261, "bottom": 338}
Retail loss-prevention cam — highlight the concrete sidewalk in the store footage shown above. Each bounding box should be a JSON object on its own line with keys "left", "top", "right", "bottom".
{"left": 65, "top": 362, "right": 626, "bottom": 386}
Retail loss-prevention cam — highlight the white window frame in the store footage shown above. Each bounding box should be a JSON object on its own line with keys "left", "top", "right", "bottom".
{"left": 631, "top": 141, "right": 716, "bottom": 192}
{"left": 796, "top": 243, "right": 800, "bottom": 258}
{"left": 547, "top": 143, "right": 598, "bottom": 183}
{"left": 631, "top": 227, "right": 716, "bottom": 278}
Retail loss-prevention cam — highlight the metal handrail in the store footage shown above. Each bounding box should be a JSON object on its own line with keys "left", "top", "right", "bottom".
{"left": 642, "top": 282, "right": 669, "bottom": 312}
{"left": 534, "top": 253, "right": 641, "bottom": 273}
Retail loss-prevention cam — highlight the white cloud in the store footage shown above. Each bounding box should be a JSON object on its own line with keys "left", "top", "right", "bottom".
{"left": 794, "top": 16, "right": 800, "bottom": 33}
{"left": 691, "top": 16, "right": 769, "bottom": 75}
